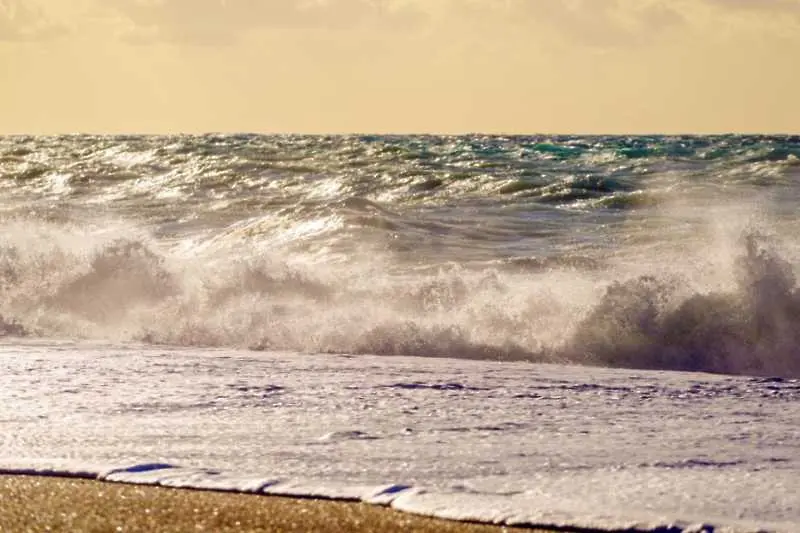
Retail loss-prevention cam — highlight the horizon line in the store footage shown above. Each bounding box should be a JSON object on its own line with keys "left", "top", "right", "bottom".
{"left": 2, "top": 130, "right": 799, "bottom": 137}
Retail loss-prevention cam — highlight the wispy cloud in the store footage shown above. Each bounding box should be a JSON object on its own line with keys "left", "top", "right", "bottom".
{"left": 702, "top": 0, "right": 800, "bottom": 12}
{"left": 488, "top": 0, "right": 800, "bottom": 48}
{"left": 12, "top": 0, "right": 798, "bottom": 48}
{"left": 110, "top": 0, "right": 424, "bottom": 45}
{"left": 511, "top": 0, "right": 685, "bottom": 47}
{"left": 0, "top": 0, "right": 65, "bottom": 41}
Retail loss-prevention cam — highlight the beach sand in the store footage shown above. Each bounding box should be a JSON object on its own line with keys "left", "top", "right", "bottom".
{"left": 0, "top": 475, "right": 545, "bottom": 533}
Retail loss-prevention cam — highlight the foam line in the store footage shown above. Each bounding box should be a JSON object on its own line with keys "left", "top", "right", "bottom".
{"left": 389, "top": 490, "right": 709, "bottom": 532}
{"left": 0, "top": 461, "right": 791, "bottom": 533}
{"left": 101, "top": 465, "right": 276, "bottom": 493}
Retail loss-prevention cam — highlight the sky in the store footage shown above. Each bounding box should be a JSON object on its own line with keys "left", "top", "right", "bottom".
{"left": 1, "top": 0, "right": 798, "bottom": 134}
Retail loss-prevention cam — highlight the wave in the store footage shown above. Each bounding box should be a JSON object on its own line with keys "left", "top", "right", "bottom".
{"left": 565, "top": 235, "right": 800, "bottom": 376}
{"left": 0, "top": 213, "right": 798, "bottom": 377}
{"left": 2, "top": 135, "right": 798, "bottom": 217}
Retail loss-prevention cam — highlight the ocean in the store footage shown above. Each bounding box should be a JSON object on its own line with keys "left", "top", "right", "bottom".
{"left": 1, "top": 134, "right": 799, "bottom": 532}
{"left": 1, "top": 134, "right": 800, "bottom": 376}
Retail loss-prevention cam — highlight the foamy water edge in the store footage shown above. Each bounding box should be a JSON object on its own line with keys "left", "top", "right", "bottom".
{"left": 0, "top": 460, "right": 791, "bottom": 533}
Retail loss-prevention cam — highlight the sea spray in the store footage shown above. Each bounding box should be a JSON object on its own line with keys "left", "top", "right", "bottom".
{"left": 0, "top": 216, "right": 797, "bottom": 376}
{"left": 567, "top": 234, "right": 800, "bottom": 375}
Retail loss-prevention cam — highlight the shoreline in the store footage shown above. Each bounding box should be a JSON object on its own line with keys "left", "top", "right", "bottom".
{"left": 0, "top": 475, "right": 542, "bottom": 533}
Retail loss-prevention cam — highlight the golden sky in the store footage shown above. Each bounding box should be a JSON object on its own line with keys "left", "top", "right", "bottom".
{"left": 1, "top": 0, "right": 799, "bottom": 134}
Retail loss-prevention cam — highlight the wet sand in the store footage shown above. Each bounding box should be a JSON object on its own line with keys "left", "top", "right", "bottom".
{"left": 0, "top": 475, "right": 547, "bottom": 533}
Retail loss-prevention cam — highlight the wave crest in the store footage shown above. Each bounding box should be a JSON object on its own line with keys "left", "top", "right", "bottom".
{"left": 567, "top": 235, "right": 800, "bottom": 376}
{"left": 0, "top": 217, "right": 798, "bottom": 377}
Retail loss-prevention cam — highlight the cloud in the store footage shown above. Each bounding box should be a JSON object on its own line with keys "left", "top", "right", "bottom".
{"left": 110, "top": 0, "right": 425, "bottom": 45}
{"left": 688, "top": 0, "right": 800, "bottom": 36}
{"left": 702, "top": 0, "right": 800, "bottom": 12}
{"left": 496, "top": 0, "right": 800, "bottom": 48}
{"left": 0, "top": 0, "right": 65, "bottom": 41}
{"left": 498, "top": 0, "right": 685, "bottom": 48}
{"left": 13, "top": 0, "right": 797, "bottom": 49}
{"left": 107, "top": 0, "right": 687, "bottom": 49}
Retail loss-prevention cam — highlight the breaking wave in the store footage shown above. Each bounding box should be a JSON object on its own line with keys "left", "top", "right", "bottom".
{"left": 566, "top": 235, "right": 800, "bottom": 376}
{"left": 0, "top": 219, "right": 798, "bottom": 377}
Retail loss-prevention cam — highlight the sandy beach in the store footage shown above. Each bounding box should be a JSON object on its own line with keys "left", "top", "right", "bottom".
{"left": 0, "top": 475, "right": 544, "bottom": 533}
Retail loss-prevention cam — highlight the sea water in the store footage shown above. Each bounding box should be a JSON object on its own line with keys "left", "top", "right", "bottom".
{"left": 0, "top": 135, "right": 798, "bottom": 531}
